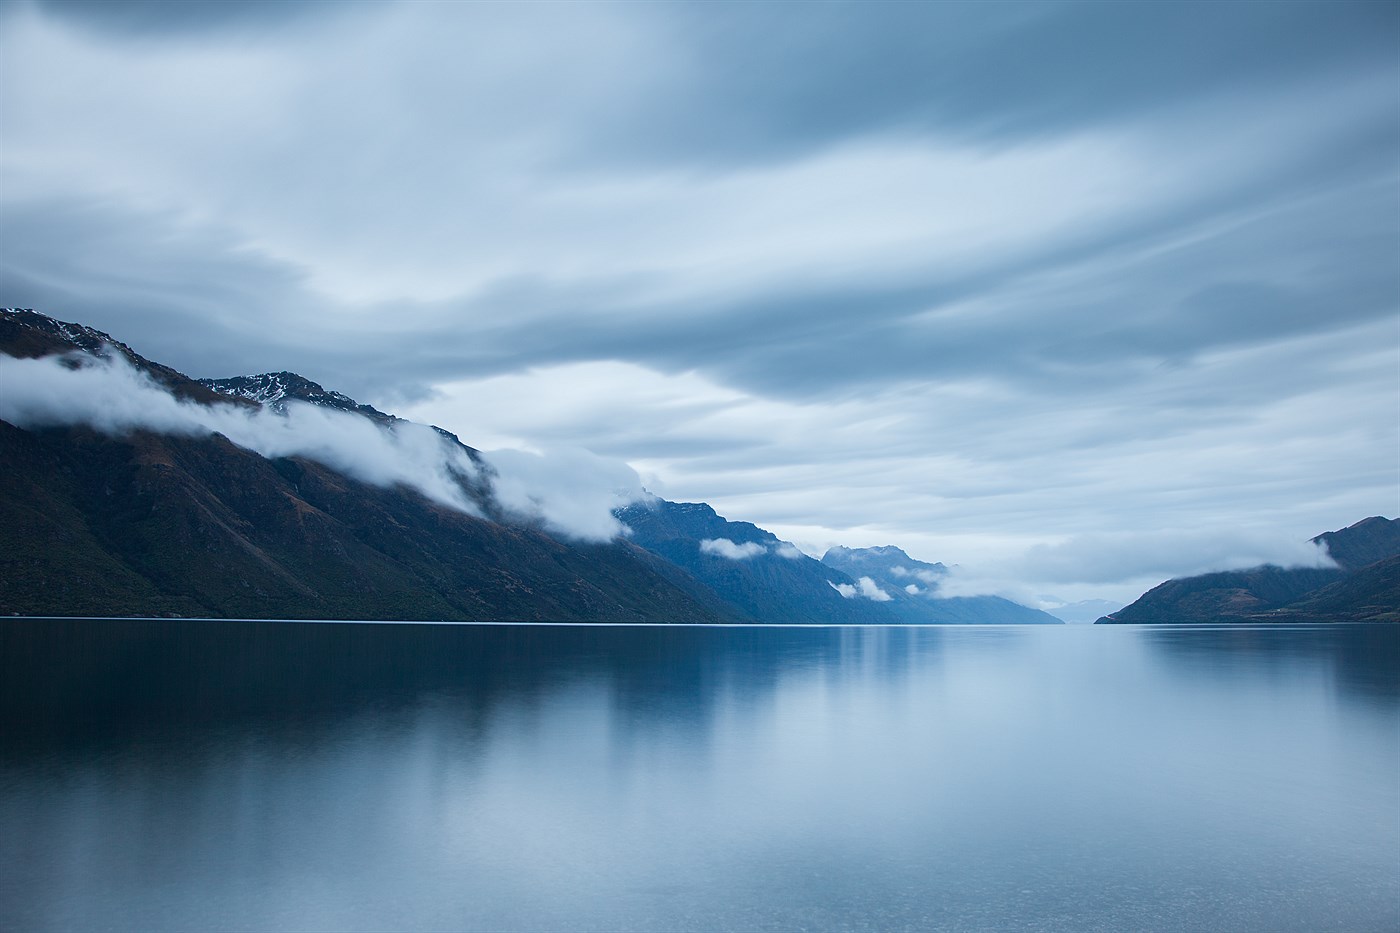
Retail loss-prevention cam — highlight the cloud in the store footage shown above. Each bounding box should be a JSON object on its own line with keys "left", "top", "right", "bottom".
{"left": 4, "top": 4, "right": 1395, "bottom": 402}
{"left": 483, "top": 447, "right": 645, "bottom": 542}
{"left": 856, "top": 577, "right": 893, "bottom": 602}
{"left": 904, "top": 584, "right": 920, "bottom": 595}
{"left": 828, "top": 577, "right": 892, "bottom": 602}
{"left": 0, "top": 351, "right": 645, "bottom": 541}
{"left": 773, "top": 542, "right": 805, "bottom": 560}
{"left": 1010, "top": 529, "right": 1339, "bottom": 585}
{"left": 699, "top": 538, "right": 766, "bottom": 561}
{"left": 922, "top": 529, "right": 1342, "bottom": 605}
{"left": 889, "top": 566, "right": 945, "bottom": 585}
{"left": 646, "top": 1, "right": 1399, "bottom": 160}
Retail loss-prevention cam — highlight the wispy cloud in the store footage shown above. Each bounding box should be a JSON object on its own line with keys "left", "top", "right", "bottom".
{"left": 828, "top": 577, "right": 893, "bottom": 602}
{"left": 699, "top": 538, "right": 766, "bottom": 561}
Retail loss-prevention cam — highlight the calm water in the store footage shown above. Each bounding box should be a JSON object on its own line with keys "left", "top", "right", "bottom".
{"left": 1, "top": 621, "right": 1397, "bottom": 932}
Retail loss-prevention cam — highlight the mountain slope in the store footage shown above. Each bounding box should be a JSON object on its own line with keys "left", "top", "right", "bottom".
{"left": 1267, "top": 555, "right": 1400, "bottom": 623}
{"left": 0, "top": 419, "right": 737, "bottom": 622}
{"left": 1096, "top": 565, "right": 1344, "bottom": 625}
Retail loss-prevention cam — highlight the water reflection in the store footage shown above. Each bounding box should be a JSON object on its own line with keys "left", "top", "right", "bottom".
{"left": 1, "top": 621, "right": 1395, "bottom": 932}
{"left": 1140, "top": 623, "right": 1400, "bottom": 705}
{"left": 0, "top": 621, "right": 984, "bottom": 755}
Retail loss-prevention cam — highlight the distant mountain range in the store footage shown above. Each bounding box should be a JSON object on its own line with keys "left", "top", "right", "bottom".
{"left": 0, "top": 308, "right": 1059, "bottom": 623}
{"left": 1097, "top": 517, "right": 1400, "bottom": 624}
{"left": 819, "top": 544, "right": 1060, "bottom": 624}
{"left": 616, "top": 502, "right": 1060, "bottom": 624}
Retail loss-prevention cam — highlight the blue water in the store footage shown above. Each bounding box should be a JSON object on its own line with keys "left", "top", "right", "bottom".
{"left": 1, "top": 620, "right": 1397, "bottom": 931}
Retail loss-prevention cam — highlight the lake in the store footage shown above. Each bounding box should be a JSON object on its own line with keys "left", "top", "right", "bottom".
{"left": 1, "top": 620, "right": 1397, "bottom": 932}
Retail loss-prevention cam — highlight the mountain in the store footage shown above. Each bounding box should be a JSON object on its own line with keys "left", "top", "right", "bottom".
{"left": 612, "top": 505, "right": 1062, "bottom": 624}
{"left": 613, "top": 500, "right": 901, "bottom": 624}
{"left": 821, "top": 545, "right": 1062, "bottom": 624}
{"left": 821, "top": 545, "right": 948, "bottom": 583}
{"left": 0, "top": 309, "right": 738, "bottom": 623}
{"left": 1097, "top": 517, "right": 1399, "bottom": 624}
{"left": 1095, "top": 565, "right": 1344, "bottom": 625}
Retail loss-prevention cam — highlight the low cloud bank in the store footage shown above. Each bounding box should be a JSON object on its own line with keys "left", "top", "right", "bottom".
{"left": 0, "top": 352, "right": 643, "bottom": 540}
{"left": 829, "top": 577, "right": 893, "bottom": 601}
{"left": 929, "top": 529, "right": 1340, "bottom": 605}
{"left": 1012, "top": 529, "right": 1338, "bottom": 585}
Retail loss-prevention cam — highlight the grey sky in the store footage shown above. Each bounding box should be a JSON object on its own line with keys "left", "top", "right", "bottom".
{"left": 1, "top": 0, "right": 1396, "bottom": 604}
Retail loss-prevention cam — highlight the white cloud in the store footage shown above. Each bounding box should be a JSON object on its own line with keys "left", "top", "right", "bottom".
{"left": 905, "top": 584, "right": 920, "bottom": 595}
{"left": 889, "top": 566, "right": 944, "bottom": 585}
{"left": 1009, "top": 529, "right": 1338, "bottom": 584}
{"left": 922, "top": 528, "right": 1341, "bottom": 606}
{"left": 856, "top": 576, "right": 893, "bottom": 601}
{"left": 482, "top": 447, "right": 646, "bottom": 542}
{"left": 773, "top": 542, "right": 805, "bottom": 560}
{"left": 699, "top": 538, "right": 767, "bottom": 560}
{"left": 828, "top": 577, "right": 893, "bottom": 601}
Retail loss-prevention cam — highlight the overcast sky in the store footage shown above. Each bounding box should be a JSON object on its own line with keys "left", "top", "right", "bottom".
{"left": 1, "top": 0, "right": 1396, "bottom": 604}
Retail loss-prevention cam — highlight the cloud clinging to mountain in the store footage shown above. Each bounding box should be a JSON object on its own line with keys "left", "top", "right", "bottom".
{"left": 0, "top": 352, "right": 644, "bottom": 541}
{"left": 699, "top": 538, "right": 767, "bottom": 561}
